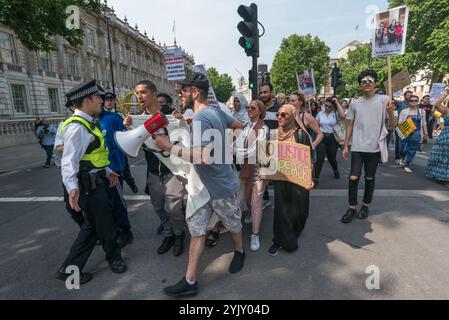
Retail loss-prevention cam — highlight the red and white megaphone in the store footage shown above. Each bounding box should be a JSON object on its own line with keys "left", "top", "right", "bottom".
{"left": 114, "top": 112, "right": 169, "bottom": 158}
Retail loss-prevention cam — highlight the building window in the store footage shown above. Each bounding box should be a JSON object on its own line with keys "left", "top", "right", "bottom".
{"left": 105, "top": 63, "right": 112, "bottom": 83}
{"left": 89, "top": 59, "right": 98, "bottom": 79}
{"left": 87, "top": 29, "right": 95, "bottom": 48}
{"left": 130, "top": 50, "right": 136, "bottom": 63}
{"left": 39, "top": 52, "right": 52, "bottom": 71}
{"left": 104, "top": 37, "right": 110, "bottom": 56}
{"left": 48, "top": 88, "right": 60, "bottom": 113}
{"left": 10, "top": 84, "right": 28, "bottom": 114}
{"left": 0, "top": 32, "right": 17, "bottom": 64}
{"left": 119, "top": 44, "right": 125, "bottom": 62}
{"left": 67, "top": 53, "right": 78, "bottom": 75}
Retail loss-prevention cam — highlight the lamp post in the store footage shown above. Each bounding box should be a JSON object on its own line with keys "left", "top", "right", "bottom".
{"left": 104, "top": 1, "right": 116, "bottom": 100}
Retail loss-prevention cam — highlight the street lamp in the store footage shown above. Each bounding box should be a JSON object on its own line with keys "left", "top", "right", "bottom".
{"left": 104, "top": 1, "right": 116, "bottom": 101}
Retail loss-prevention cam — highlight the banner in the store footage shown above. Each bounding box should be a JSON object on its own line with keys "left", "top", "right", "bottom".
{"left": 372, "top": 5, "right": 409, "bottom": 58}
{"left": 395, "top": 117, "right": 417, "bottom": 140}
{"left": 430, "top": 83, "right": 447, "bottom": 104}
{"left": 296, "top": 69, "right": 316, "bottom": 96}
{"left": 259, "top": 141, "right": 313, "bottom": 189}
{"left": 163, "top": 48, "right": 185, "bottom": 81}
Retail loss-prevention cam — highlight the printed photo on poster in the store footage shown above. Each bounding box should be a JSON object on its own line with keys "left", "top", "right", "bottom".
{"left": 372, "top": 5, "right": 409, "bottom": 58}
{"left": 296, "top": 69, "right": 316, "bottom": 96}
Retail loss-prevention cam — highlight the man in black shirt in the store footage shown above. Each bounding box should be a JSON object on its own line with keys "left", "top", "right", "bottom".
{"left": 419, "top": 95, "right": 434, "bottom": 139}
{"left": 260, "top": 83, "right": 281, "bottom": 130}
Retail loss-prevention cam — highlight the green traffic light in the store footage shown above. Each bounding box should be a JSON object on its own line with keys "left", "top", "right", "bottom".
{"left": 245, "top": 40, "right": 252, "bottom": 49}
{"left": 249, "top": 83, "right": 254, "bottom": 89}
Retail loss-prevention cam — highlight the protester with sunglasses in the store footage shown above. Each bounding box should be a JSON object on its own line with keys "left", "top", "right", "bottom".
{"left": 398, "top": 95, "right": 428, "bottom": 173}
{"left": 341, "top": 69, "right": 397, "bottom": 224}
{"left": 314, "top": 97, "right": 346, "bottom": 185}
{"left": 268, "top": 105, "right": 314, "bottom": 256}
{"left": 236, "top": 100, "right": 269, "bottom": 251}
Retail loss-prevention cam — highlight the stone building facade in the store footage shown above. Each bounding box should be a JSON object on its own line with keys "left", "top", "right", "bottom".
{"left": 0, "top": 6, "right": 194, "bottom": 121}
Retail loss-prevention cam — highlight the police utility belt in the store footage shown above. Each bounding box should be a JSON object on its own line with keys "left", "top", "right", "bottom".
{"left": 78, "top": 170, "right": 107, "bottom": 195}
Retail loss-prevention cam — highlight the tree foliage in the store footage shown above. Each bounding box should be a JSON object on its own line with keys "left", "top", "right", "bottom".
{"left": 207, "top": 67, "right": 235, "bottom": 103}
{"left": 388, "top": 0, "right": 449, "bottom": 81}
{"left": 0, "top": 0, "right": 102, "bottom": 51}
{"left": 270, "top": 34, "right": 330, "bottom": 95}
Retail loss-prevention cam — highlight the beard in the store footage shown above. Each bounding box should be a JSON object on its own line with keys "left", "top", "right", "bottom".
{"left": 184, "top": 93, "right": 194, "bottom": 109}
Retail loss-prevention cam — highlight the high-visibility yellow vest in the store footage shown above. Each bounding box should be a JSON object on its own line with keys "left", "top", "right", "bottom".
{"left": 61, "top": 116, "right": 110, "bottom": 171}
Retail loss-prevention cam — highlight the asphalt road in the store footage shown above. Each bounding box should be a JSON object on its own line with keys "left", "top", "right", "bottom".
{"left": 0, "top": 141, "right": 449, "bottom": 300}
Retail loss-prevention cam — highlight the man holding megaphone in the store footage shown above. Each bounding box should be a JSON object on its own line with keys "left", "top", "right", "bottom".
{"left": 121, "top": 80, "right": 187, "bottom": 257}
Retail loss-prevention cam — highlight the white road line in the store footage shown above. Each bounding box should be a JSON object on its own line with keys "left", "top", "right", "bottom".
{"left": 0, "top": 190, "right": 448, "bottom": 202}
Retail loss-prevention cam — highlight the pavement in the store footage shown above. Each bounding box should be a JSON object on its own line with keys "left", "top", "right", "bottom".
{"left": 0, "top": 141, "right": 449, "bottom": 300}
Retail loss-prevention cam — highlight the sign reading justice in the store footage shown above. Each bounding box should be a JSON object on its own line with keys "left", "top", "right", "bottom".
{"left": 259, "top": 141, "right": 313, "bottom": 189}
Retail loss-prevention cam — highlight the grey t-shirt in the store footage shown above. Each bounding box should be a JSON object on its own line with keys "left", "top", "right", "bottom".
{"left": 346, "top": 94, "right": 388, "bottom": 153}
{"left": 192, "top": 106, "right": 239, "bottom": 199}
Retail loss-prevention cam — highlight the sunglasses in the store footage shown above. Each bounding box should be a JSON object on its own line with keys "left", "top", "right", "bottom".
{"left": 325, "top": 104, "right": 333, "bottom": 108}
{"left": 276, "top": 112, "right": 289, "bottom": 118}
{"left": 245, "top": 105, "right": 257, "bottom": 111}
{"left": 410, "top": 99, "right": 419, "bottom": 102}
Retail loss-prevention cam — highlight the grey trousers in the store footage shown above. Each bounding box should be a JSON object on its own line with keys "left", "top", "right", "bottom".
{"left": 147, "top": 172, "right": 186, "bottom": 236}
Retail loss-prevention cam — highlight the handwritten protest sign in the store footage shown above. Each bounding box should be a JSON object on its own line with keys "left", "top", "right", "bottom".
{"left": 259, "top": 141, "right": 313, "bottom": 189}
{"left": 430, "top": 83, "right": 446, "bottom": 104}
{"left": 395, "top": 117, "right": 417, "bottom": 140}
{"left": 383, "top": 70, "right": 411, "bottom": 94}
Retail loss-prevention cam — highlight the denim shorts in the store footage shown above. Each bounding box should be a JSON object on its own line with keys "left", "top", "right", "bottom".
{"left": 186, "top": 193, "right": 242, "bottom": 237}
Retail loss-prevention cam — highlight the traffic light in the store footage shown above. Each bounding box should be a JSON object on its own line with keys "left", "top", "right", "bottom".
{"left": 237, "top": 3, "right": 259, "bottom": 58}
{"left": 248, "top": 69, "right": 254, "bottom": 89}
{"left": 331, "top": 63, "right": 342, "bottom": 89}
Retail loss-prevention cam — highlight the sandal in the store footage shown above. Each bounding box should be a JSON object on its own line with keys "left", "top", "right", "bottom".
{"left": 206, "top": 230, "right": 220, "bottom": 247}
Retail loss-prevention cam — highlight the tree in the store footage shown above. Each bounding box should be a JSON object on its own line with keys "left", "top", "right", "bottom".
{"left": 388, "top": 0, "right": 449, "bottom": 82}
{"left": 270, "top": 34, "right": 330, "bottom": 95}
{"left": 0, "top": 0, "right": 102, "bottom": 52}
{"left": 207, "top": 67, "right": 235, "bottom": 103}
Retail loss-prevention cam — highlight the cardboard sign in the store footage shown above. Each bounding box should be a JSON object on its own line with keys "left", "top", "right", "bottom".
{"left": 296, "top": 69, "right": 316, "bottom": 96}
{"left": 384, "top": 70, "right": 411, "bottom": 94}
{"left": 395, "top": 117, "right": 417, "bottom": 140}
{"left": 372, "top": 5, "right": 409, "bottom": 58}
{"left": 430, "top": 83, "right": 446, "bottom": 104}
{"left": 259, "top": 141, "right": 313, "bottom": 189}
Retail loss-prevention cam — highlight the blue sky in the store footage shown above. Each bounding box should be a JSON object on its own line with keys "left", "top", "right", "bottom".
{"left": 108, "top": 0, "right": 389, "bottom": 84}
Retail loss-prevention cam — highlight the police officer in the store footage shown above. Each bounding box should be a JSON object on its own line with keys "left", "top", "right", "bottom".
{"left": 99, "top": 93, "right": 134, "bottom": 248}
{"left": 55, "top": 80, "right": 127, "bottom": 285}
{"left": 103, "top": 91, "right": 139, "bottom": 194}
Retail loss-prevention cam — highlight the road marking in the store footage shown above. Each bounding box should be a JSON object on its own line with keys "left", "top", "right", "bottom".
{"left": 0, "top": 170, "right": 19, "bottom": 177}
{"left": 0, "top": 190, "right": 448, "bottom": 202}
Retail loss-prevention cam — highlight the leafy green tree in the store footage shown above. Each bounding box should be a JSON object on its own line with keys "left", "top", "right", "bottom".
{"left": 207, "top": 67, "right": 235, "bottom": 103}
{"left": 388, "top": 0, "right": 449, "bottom": 82}
{"left": 270, "top": 34, "right": 330, "bottom": 95}
{"left": 0, "top": 0, "right": 102, "bottom": 51}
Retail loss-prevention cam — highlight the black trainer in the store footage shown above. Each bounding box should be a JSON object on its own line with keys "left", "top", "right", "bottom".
{"left": 341, "top": 208, "right": 357, "bottom": 224}
{"left": 163, "top": 277, "right": 198, "bottom": 298}
{"left": 55, "top": 267, "right": 93, "bottom": 285}
{"left": 109, "top": 258, "right": 127, "bottom": 274}
{"left": 357, "top": 206, "right": 370, "bottom": 220}
{"left": 157, "top": 236, "right": 175, "bottom": 255}
{"left": 268, "top": 243, "right": 281, "bottom": 256}
{"left": 130, "top": 184, "right": 138, "bottom": 194}
{"left": 173, "top": 233, "right": 185, "bottom": 257}
{"left": 228, "top": 251, "right": 245, "bottom": 274}
{"left": 334, "top": 170, "right": 340, "bottom": 179}
{"left": 117, "top": 230, "right": 134, "bottom": 249}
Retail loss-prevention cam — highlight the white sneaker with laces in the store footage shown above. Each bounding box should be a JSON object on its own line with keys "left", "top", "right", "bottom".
{"left": 404, "top": 167, "right": 413, "bottom": 173}
{"left": 399, "top": 160, "right": 405, "bottom": 168}
{"left": 250, "top": 234, "right": 260, "bottom": 252}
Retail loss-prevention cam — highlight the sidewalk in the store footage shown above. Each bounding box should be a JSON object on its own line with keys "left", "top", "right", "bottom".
{"left": 0, "top": 143, "right": 47, "bottom": 173}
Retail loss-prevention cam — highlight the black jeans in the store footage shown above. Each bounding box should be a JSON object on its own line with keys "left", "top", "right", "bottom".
{"left": 105, "top": 175, "right": 131, "bottom": 233}
{"left": 314, "top": 133, "right": 339, "bottom": 180}
{"left": 43, "top": 145, "right": 54, "bottom": 166}
{"left": 348, "top": 152, "right": 380, "bottom": 207}
{"left": 63, "top": 183, "right": 85, "bottom": 228}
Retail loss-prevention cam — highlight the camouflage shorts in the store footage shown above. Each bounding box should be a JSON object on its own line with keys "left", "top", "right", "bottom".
{"left": 186, "top": 193, "right": 242, "bottom": 237}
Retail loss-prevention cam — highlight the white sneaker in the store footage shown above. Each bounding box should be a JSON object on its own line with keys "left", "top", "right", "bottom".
{"left": 262, "top": 200, "right": 271, "bottom": 210}
{"left": 395, "top": 159, "right": 401, "bottom": 165}
{"left": 404, "top": 167, "right": 413, "bottom": 173}
{"left": 244, "top": 214, "right": 252, "bottom": 225}
{"left": 250, "top": 234, "right": 260, "bottom": 252}
{"left": 399, "top": 160, "right": 405, "bottom": 168}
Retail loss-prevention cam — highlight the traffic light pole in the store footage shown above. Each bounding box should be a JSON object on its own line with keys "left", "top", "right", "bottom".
{"left": 252, "top": 54, "right": 258, "bottom": 100}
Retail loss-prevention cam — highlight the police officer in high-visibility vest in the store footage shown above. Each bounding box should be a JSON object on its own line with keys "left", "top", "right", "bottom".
{"left": 55, "top": 80, "right": 127, "bottom": 285}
